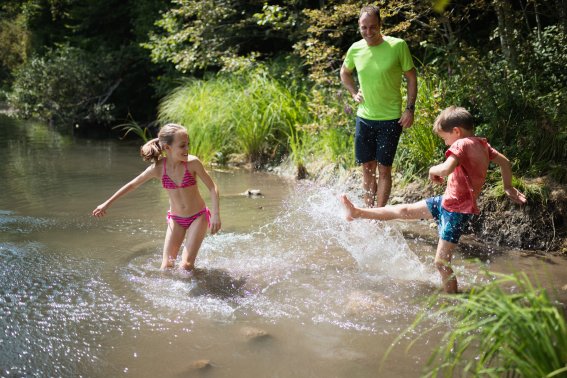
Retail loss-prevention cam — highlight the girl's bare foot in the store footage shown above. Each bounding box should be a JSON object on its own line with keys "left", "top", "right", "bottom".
{"left": 339, "top": 194, "right": 357, "bottom": 221}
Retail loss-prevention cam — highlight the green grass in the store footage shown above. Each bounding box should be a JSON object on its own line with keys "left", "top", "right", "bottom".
{"left": 388, "top": 272, "right": 567, "bottom": 377}
{"left": 158, "top": 69, "right": 310, "bottom": 165}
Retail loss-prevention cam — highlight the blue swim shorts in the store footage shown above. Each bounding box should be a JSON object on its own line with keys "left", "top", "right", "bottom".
{"left": 355, "top": 117, "right": 402, "bottom": 166}
{"left": 425, "top": 196, "right": 472, "bottom": 244}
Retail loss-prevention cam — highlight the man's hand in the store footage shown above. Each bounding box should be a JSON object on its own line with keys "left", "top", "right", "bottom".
{"left": 352, "top": 89, "right": 364, "bottom": 103}
{"left": 399, "top": 109, "right": 414, "bottom": 128}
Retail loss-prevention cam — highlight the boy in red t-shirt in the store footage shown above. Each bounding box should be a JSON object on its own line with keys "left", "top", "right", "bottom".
{"left": 340, "top": 106, "right": 526, "bottom": 293}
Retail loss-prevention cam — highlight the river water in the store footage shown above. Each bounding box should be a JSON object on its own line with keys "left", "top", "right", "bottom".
{"left": 1, "top": 116, "right": 566, "bottom": 377}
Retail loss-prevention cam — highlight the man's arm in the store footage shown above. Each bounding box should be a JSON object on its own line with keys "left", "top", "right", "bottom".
{"left": 340, "top": 65, "right": 364, "bottom": 103}
{"left": 399, "top": 68, "right": 417, "bottom": 128}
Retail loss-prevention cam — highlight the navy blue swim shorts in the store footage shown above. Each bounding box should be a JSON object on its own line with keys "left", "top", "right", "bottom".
{"left": 426, "top": 196, "right": 472, "bottom": 244}
{"left": 355, "top": 116, "right": 403, "bottom": 166}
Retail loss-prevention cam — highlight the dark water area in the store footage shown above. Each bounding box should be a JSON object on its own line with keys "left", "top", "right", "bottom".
{"left": 1, "top": 115, "right": 566, "bottom": 377}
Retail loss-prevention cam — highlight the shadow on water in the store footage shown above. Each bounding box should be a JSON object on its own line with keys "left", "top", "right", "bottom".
{"left": 178, "top": 268, "right": 248, "bottom": 299}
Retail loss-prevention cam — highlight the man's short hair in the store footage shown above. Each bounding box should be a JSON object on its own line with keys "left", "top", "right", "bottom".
{"left": 433, "top": 106, "right": 475, "bottom": 133}
{"left": 360, "top": 5, "right": 381, "bottom": 24}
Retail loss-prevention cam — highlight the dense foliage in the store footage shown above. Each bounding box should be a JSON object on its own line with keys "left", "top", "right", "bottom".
{"left": 0, "top": 0, "right": 565, "bottom": 180}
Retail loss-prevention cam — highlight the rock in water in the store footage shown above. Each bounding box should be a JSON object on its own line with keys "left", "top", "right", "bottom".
{"left": 188, "top": 359, "right": 212, "bottom": 370}
{"left": 240, "top": 326, "right": 270, "bottom": 341}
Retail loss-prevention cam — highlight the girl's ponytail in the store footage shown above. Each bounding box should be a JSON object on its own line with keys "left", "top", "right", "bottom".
{"left": 140, "top": 138, "right": 162, "bottom": 163}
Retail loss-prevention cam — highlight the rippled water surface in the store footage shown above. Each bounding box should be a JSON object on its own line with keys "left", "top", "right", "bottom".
{"left": 1, "top": 116, "right": 566, "bottom": 377}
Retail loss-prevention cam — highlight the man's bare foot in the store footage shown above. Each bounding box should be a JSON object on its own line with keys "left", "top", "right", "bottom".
{"left": 339, "top": 194, "right": 358, "bottom": 221}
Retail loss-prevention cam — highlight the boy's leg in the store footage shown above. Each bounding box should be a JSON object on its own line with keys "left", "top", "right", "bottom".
{"left": 161, "top": 220, "right": 185, "bottom": 269}
{"left": 340, "top": 194, "right": 432, "bottom": 221}
{"left": 179, "top": 214, "right": 208, "bottom": 271}
{"left": 435, "top": 239, "right": 458, "bottom": 294}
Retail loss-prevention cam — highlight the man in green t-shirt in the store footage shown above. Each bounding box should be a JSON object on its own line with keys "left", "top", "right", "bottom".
{"left": 340, "top": 5, "right": 417, "bottom": 208}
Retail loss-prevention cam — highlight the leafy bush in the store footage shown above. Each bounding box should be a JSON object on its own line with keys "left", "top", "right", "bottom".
{"left": 8, "top": 45, "right": 119, "bottom": 127}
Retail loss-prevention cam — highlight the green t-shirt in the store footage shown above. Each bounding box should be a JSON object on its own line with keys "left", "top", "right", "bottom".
{"left": 343, "top": 36, "right": 415, "bottom": 120}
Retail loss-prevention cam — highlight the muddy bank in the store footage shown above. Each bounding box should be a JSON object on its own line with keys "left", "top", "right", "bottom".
{"left": 274, "top": 160, "right": 567, "bottom": 254}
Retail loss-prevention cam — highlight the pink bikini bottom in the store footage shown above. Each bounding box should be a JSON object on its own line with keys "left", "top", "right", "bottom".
{"left": 167, "top": 208, "right": 210, "bottom": 230}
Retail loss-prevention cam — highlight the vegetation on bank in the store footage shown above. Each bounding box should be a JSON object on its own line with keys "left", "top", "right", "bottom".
{"left": 388, "top": 272, "right": 567, "bottom": 377}
{"left": 1, "top": 0, "right": 565, "bottom": 184}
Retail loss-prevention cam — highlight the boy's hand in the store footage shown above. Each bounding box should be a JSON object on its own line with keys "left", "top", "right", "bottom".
{"left": 505, "top": 187, "right": 527, "bottom": 205}
{"left": 429, "top": 173, "right": 444, "bottom": 185}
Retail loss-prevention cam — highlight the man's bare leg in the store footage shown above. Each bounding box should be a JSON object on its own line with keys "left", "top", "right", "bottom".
{"left": 376, "top": 163, "right": 393, "bottom": 207}
{"left": 361, "top": 161, "right": 377, "bottom": 207}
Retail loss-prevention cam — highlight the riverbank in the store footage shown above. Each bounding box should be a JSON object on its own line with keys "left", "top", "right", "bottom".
{"left": 270, "top": 158, "right": 567, "bottom": 254}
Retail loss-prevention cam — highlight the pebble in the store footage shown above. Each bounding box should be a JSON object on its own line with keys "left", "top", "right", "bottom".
{"left": 188, "top": 359, "right": 212, "bottom": 370}
{"left": 240, "top": 326, "right": 270, "bottom": 341}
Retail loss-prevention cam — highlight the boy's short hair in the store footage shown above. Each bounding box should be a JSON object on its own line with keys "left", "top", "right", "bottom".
{"left": 433, "top": 106, "right": 474, "bottom": 133}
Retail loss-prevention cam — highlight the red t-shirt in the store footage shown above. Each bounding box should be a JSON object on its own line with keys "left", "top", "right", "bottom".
{"left": 442, "top": 137, "right": 498, "bottom": 214}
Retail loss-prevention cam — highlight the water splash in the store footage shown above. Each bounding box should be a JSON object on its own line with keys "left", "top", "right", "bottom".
{"left": 121, "top": 183, "right": 438, "bottom": 331}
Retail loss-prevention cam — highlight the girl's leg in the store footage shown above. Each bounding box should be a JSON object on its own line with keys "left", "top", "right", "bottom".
{"left": 340, "top": 194, "right": 432, "bottom": 221}
{"left": 179, "top": 214, "right": 208, "bottom": 271}
{"left": 161, "top": 219, "right": 186, "bottom": 269}
{"left": 434, "top": 239, "right": 458, "bottom": 293}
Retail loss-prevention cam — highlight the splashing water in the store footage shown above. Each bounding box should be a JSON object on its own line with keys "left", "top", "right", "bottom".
{"left": 121, "top": 183, "right": 438, "bottom": 332}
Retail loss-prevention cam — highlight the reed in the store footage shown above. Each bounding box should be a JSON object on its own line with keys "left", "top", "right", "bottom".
{"left": 158, "top": 69, "right": 310, "bottom": 164}
{"left": 389, "top": 272, "right": 567, "bottom": 377}
{"left": 395, "top": 71, "right": 446, "bottom": 180}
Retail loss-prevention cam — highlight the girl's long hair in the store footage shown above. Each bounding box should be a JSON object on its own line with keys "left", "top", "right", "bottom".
{"left": 140, "top": 123, "right": 186, "bottom": 163}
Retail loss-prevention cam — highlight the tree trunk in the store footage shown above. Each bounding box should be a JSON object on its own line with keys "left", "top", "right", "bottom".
{"left": 492, "top": 0, "right": 518, "bottom": 68}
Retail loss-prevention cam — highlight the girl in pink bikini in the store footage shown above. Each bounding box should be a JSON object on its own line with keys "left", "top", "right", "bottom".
{"left": 92, "top": 123, "right": 221, "bottom": 271}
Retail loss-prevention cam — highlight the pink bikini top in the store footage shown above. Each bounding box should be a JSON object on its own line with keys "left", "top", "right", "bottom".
{"left": 161, "top": 158, "right": 197, "bottom": 189}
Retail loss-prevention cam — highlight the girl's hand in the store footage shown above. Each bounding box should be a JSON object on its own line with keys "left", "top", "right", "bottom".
{"left": 505, "top": 187, "right": 527, "bottom": 205}
{"left": 92, "top": 204, "right": 108, "bottom": 217}
{"left": 209, "top": 213, "right": 221, "bottom": 234}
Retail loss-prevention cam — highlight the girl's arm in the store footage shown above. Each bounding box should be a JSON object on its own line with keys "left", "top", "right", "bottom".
{"left": 92, "top": 165, "right": 157, "bottom": 217}
{"left": 428, "top": 155, "right": 459, "bottom": 184}
{"left": 491, "top": 152, "right": 527, "bottom": 204}
{"left": 192, "top": 159, "right": 221, "bottom": 234}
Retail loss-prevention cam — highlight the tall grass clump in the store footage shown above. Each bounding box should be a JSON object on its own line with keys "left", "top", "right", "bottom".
{"left": 392, "top": 272, "right": 567, "bottom": 377}
{"left": 158, "top": 77, "right": 235, "bottom": 163}
{"left": 395, "top": 70, "right": 446, "bottom": 181}
{"left": 158, "top": 65, "right": 311, "bottom": 165}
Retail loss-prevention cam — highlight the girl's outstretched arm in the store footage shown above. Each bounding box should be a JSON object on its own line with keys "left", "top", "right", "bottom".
{"left": 193, "top": 159, "right": 221, "bottom": 234}
{"left": 92, "top": 165, "right": 157, "bottom": 217}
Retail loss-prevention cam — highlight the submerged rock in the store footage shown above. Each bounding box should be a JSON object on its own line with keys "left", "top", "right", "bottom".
{"left": 188, "top": 359, "right": 212, "bottom": 370}
{"left": 345, "top": 291, "right": 393, "bottom": 317}
{"left": 242, "top": 189, "right": 263, "bottom": 197}
{"left": 240, "top": 326, "right": 270, "bottom": 341}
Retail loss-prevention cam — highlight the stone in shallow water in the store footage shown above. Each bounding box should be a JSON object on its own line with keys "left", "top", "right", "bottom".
{"left": 188, "top": 359, "right": 212, "bottom": 370}
{"left": 240, "top": 326, "right": 270, "bottom": 341}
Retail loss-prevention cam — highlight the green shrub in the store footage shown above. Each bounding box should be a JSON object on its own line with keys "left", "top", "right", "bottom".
{"left": 8, "top": 45, "right": 118, "bottom": 127}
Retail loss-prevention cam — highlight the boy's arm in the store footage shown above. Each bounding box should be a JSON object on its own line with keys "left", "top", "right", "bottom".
{"left": 429, "top": 155, "right": 459, "bottom": 184}
{"left": 491, "top": 152, "right": 527, "bottom": 204}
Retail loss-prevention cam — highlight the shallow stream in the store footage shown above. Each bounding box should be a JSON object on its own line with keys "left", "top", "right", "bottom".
{"left": 1, "top": 116, "right": 566, "bottom": 377}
